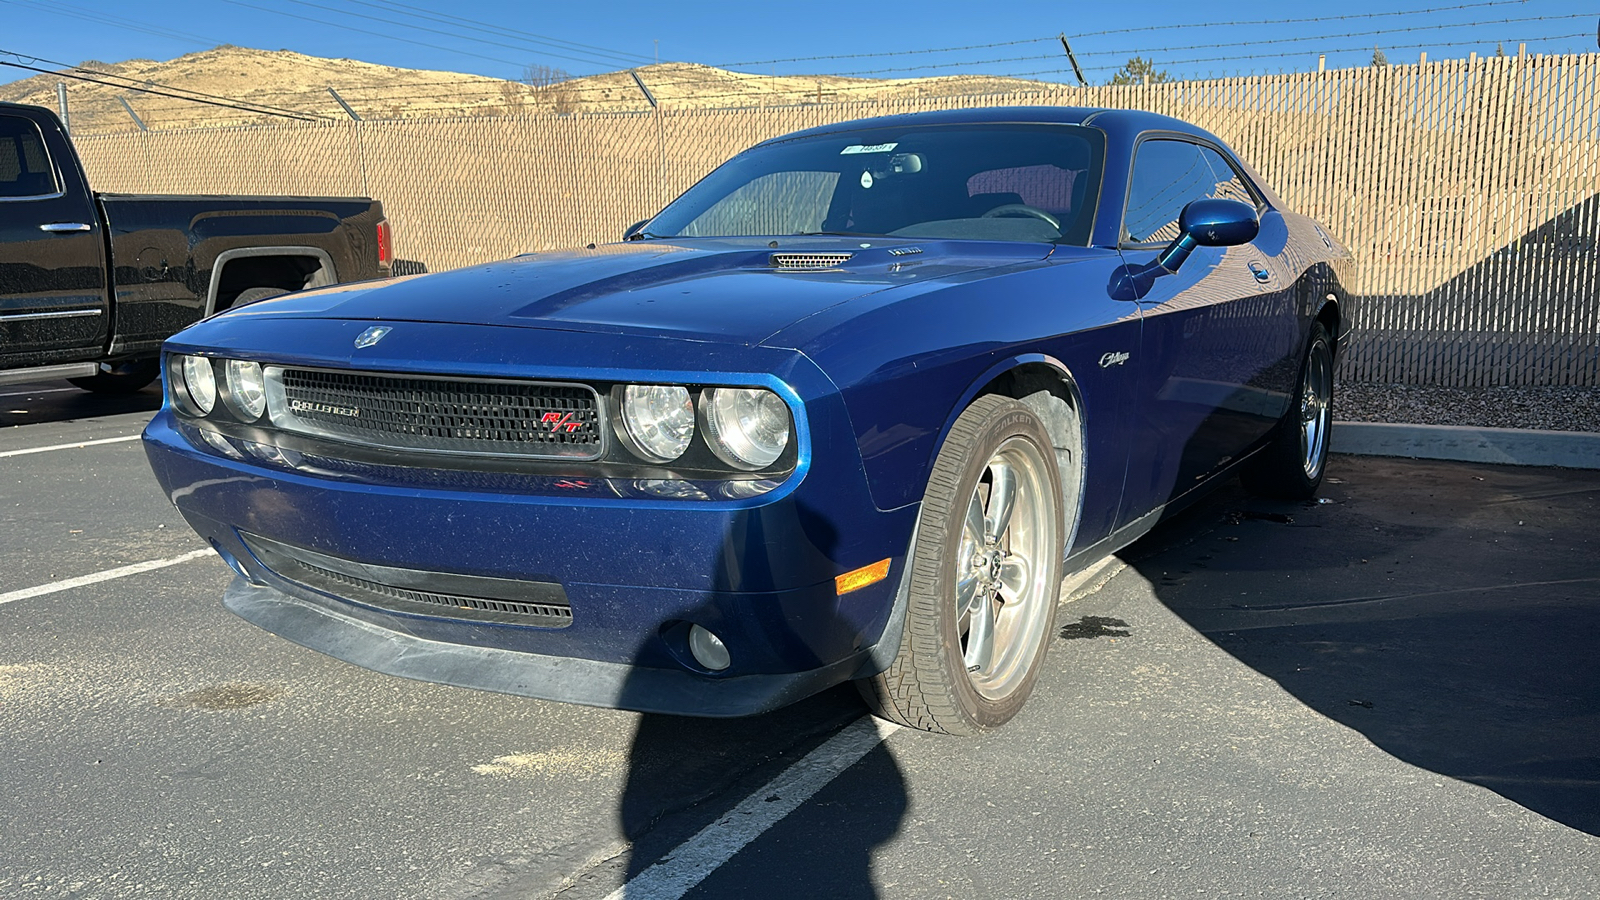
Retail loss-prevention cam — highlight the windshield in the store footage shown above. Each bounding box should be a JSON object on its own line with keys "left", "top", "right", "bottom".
{"left": 646, "top": 123, "right": 1104, "bottom": 245}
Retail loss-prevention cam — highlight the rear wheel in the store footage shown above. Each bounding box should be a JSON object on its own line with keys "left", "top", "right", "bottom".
{"left": 858, "top": 395, "right": 1065, "bottom": 735}
{"left": 1243, "top": 321, "right": 1333, "bottom": 500}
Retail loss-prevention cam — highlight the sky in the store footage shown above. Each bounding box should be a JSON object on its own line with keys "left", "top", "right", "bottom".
{"left": 0, "top": 0, "right": 1595, "bottom": 88}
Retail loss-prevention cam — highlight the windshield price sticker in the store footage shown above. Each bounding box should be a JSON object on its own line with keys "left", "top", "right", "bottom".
{"left": 840, "top": 143, "right": 899, "bottom": 155}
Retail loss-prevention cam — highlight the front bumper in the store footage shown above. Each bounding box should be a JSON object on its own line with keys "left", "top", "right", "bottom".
{"left": 223, "top": 573, "right": 906, "bottom": 717}
{"left": 144, "top": 390, "right": 918, "bottom": 716}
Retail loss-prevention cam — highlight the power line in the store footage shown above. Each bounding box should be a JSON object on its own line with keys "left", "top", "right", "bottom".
{"left": 355, "top": 0, "right": 658, "bottom": 67}
{"left": 222, "top": 0, "right": 639, "bottom": 74}
{"left": 1, "top": 0, "right": 223, "bottom": 49}
{"left": 215, "top": 0, "right": 529, "bottom": 70}
{"left": 0, "top": 46, "right": 336, "bottom": 121}
{"left": 0, "top": 53, "right": 328, "bottom": 122}
{"left": 715, "top": 37, "right": 1056, "bottom": 69}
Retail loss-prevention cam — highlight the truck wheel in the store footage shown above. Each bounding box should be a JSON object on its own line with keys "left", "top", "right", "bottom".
{"left": 858, "top": 394, "right": 1065, "bottom": 735}
{"left": 68, "top": 360, "right": 160, "bottom": 395}
{"left": 1242, "top": 322, "right": 1333, "bottom": 500}
{"left": 233, "top": 287, "right": 290, "bottom": 306}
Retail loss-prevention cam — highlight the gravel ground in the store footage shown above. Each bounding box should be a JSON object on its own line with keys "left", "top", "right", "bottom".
{"left": 1337, "top": 383, "right": 1600, "bottom": 433}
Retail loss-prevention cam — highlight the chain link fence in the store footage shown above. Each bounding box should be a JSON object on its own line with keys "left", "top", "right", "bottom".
{"left": 73, "top": 54, "right": 1599, "bottom": 386}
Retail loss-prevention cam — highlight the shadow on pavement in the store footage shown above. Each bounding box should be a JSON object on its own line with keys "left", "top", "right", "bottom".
{"left": 0, "top": 380, "right": 162, "bottom": 429}
{"left": 614, "top": 686, "right": 904, "bottom": 899}
{"left": 1118, "top": 455, "right": 1600, "bottom": 835}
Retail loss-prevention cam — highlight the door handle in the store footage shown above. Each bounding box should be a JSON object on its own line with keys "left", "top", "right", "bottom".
{"left": 1248, "top": 261, "right": 1272, "bottom": 284}
{"left": 40, "top": 222, "right": 92, "bottom": 233}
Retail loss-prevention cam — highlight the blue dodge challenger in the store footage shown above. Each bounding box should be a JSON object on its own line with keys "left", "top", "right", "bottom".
{"left": 143, "top": 107, "right": 1349, "bottom": 734}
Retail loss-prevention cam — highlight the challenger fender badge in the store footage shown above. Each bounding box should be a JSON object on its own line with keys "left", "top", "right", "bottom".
{"left": 354, "top": 325, "right": 392, "bottom": 349}
{"left": 1099, "top": 351, "right": 1131, "bottom": 368}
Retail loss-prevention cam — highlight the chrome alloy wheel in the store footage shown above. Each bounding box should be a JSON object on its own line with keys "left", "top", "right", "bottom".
{"left": 954, "top": 436, "right": 1058, "bottom": 700}
{"left": 1299, "top": 338, "right": 1332, "bottom": 480}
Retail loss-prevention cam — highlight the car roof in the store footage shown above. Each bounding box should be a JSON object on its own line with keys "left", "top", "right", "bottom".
{"left": 754, "top": 106, "right": 1218, "bottom": 147}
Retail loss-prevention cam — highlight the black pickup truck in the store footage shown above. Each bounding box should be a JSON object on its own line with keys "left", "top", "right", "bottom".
{"left": 1, "top": 101, "right": 392, "bottom": 394}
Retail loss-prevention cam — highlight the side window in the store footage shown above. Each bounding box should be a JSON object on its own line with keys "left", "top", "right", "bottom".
{"left": 0, "top": 115, "right": 60, "bottom": 199}
{"left": 1123, "top": 140, "right": 1214, "bottom": 244}
{"left": 1196, "top": 145, "right": 1258, "bottom": 208}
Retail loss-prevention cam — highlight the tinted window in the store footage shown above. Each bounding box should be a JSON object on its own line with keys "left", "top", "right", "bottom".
{"left": 652, "top": 124, "right": 1105, "bottom": 245}
{"left": 1197, "top": 145, "right": 1257, "bottom": 207}
{"left": 0, "top": 115, "right": 60, "bottom": 199}
{"left": 1123, "top": 140, "right": 1214, "bottom": 244}
{"left": 680, "top": 171, "right": 838, "bottom": 237}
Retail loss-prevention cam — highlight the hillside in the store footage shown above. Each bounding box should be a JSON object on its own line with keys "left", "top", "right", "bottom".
{"left": 0, "top": 45, "right": 1068, "bottom": 134}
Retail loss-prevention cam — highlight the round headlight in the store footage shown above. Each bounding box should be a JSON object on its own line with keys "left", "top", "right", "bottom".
{"left": 224, "top": 360, "right": 267, "bottom": 420}
{"left": 180, "top": 355, "right": 217, "bottom": 414}
{"left": 702, "top": 387, "right": 791, "bottom": 470}
{"left": 620, "top": 384, "right": 694, "bottom": 462}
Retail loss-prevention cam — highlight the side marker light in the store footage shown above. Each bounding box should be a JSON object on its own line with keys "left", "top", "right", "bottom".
{"left": 836, "top": 558, "right": 892, "bottom": 595}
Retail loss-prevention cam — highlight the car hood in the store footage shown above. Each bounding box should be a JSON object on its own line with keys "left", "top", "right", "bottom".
{"left": 223, "top": 237, "right": 1057, "bottom": 345}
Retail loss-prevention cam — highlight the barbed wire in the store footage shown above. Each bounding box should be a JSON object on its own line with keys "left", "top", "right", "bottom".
{"left": 9, "top": 2, "right": 1592, "bottom": 129}
{"left": 712, "top": 0, "right": 1536, "bottom": 68}
{"left": 794, "top": 13, "right": 1590, "bottom": 80}
{"left": 114, "top": 32, "right": 1595, "bottom": 122}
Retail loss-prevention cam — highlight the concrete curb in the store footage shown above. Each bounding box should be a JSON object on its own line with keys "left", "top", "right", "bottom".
{"left": 1331, "top": 421, "right": 1600, "bottom": 470}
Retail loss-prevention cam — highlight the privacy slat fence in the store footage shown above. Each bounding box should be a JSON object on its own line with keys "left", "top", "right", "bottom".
{"left": 72, "top": 54, "right": 1599, "bottom": 386}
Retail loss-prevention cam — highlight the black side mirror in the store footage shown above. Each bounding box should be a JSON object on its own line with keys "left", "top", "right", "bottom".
{"left": 623, "top": 219, "right": 650, "bottom": 241}
{"left": 1155, "top": 198, "right": 1260, "bottom": 273}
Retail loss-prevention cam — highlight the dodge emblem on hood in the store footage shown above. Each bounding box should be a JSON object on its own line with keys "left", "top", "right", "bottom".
{"left": 354, "top": 325, "right": 392, "bottom": 349}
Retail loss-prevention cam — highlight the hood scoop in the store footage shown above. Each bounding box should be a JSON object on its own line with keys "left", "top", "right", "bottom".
{"left": 770, "top": 252, "right": 854, "bottom": 270}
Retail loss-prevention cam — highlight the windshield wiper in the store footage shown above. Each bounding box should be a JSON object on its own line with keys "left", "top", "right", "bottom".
{"left": 791, "top": 230, "right": 883, "bottom": 238}
{"left": 625, "top": 230, "right": 667, "bottom": 241}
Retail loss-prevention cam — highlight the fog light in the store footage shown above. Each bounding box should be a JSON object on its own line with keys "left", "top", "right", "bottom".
{"left": 688, "top": 624, "right": 731, "bottom": 671}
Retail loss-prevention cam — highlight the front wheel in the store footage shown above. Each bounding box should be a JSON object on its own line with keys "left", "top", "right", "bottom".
{"left": 1243, "top": 321, "right": 1333, "bottom": 500}
{"left": 858, "top": 395, "right": 1066, "bottom": 735}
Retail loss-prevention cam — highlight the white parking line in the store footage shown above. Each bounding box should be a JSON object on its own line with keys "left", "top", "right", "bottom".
{"left": 604, "top": 716, "right": 900, "bottom": 900}
{"left": 0, "top": 387, "right": 77, "bottom": 399}
{"left": 0, "top": 434, "right": 142, "bottom": 458}
{"left": 0, "top": 549, "right": 214, "bottom": 607}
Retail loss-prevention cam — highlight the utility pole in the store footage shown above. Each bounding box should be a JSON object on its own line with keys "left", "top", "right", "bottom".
{"left": 55, "top": 82, "right": 69, "bottom": 135}
{"left": 117, "top": 96, "right": 147, "bottom": 131}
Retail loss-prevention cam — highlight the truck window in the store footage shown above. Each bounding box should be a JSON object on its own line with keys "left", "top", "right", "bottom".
{"left": 0, "top": 114, "right": 61, "bottom": 199}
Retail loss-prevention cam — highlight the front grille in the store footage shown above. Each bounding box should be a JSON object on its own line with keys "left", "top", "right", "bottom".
{"left": 771, "top": 253, "right": 853, "bottom": 270}
{"left": 242, "top": 532, "right": 572, "bottom": 628}
{"left": 269, "top": 368, "right": 602, "bottom": 459}
{"left": 298, "top": 561, "right": 574, "bottom": 624}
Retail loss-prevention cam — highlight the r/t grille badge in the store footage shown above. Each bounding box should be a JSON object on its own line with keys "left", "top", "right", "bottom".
{"left": 354, "top": 326, "right": 392, "bottom": 349}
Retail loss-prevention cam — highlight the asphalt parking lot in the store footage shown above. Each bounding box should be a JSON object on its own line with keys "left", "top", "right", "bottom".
{"left": 3, "top": 382, "right": 1598, "bottom": 899}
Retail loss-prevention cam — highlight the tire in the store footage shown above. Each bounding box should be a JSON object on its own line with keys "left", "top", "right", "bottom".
{"left": 68, "top": 359, "right": 160, "bottom": 395}
{"left": 858, "top": 394, "right": 1066, "bottom": 735}
{"left": 1243, "top": 321, "right": 1334, "bottom": 500}
{"left": 233, "top": 286, "right": 290, "bottom": 306}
